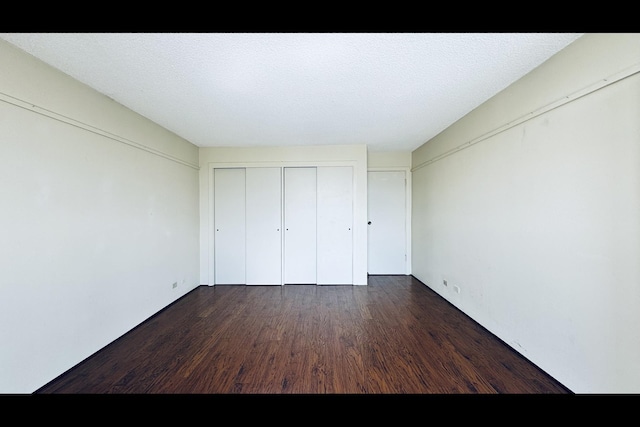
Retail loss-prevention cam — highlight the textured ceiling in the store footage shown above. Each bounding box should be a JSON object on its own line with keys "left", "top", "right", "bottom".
{"left": 0, "top": 32, "right": 583, "bottom": 152}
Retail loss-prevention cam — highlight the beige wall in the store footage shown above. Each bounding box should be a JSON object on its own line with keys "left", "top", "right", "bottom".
{"left": 367, "top": 150, "right": 411, "bottom": 169}
{"left": 199, "top": 145, "right": 369, "bottom": 285}
{"left": 0, "top": 40, "right": 200, "bottom": 393}
{"left": 411, "top": 33, "right": 640, "bottom": 393}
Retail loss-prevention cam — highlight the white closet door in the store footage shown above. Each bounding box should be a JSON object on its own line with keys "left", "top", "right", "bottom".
{"left": 246, "top": 167, "right": 282, "bottom": 285}
{"left": 214, "top": 168, "right": 246, "bottom": 284}
{"left": 317, "top": 166, "right": 353, "bottom": 284}
{"left": 284, "top": 167, "right": 316, "bottom": 284}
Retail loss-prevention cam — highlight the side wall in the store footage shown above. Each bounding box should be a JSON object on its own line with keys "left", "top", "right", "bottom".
{"left": 0, "top": 40, "right": 201, "bottom": 393}
{"left": 411, "top": 33, "right": 640, "bottom": 393}
{"left": 199, "top": 145, "right": 368, "bottom": 285}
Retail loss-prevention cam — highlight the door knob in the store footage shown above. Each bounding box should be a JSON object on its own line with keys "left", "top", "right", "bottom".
{"left": 367, "top": 221, "right": 372, "bottom": 225}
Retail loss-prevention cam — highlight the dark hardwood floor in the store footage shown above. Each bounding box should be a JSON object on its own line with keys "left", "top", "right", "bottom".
{"left": 35, "top": 275, "right": 570, "bottom": 394}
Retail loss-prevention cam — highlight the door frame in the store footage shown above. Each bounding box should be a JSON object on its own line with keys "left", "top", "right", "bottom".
{"left": 367, "top": 167, "right": 412, "bottom": 275}
{"left": 208, "top": 160, "right": 358, "bottom": 286}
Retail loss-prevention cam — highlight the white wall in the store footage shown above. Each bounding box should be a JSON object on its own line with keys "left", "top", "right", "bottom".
{"left": 411, "top": 33, "right": 640, "bottom": 393}
{"left": 199, "top": 145, "right": 368, "bottom": 285}
{"left": 0, "top": 40, "right": 200, "bottom": 393}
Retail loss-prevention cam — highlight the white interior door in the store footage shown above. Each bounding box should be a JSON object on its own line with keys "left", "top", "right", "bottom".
{"left": 214, "top": 168, "right": 246, "bottom": 284}
{"left": 246, "top": 167, "right": 282, "bottom": 285}
{"left": 284, "top": 167, "right": 316, "bottom": 284}
{"left": 367, "top": 170, "right": 406, "bottom": 275}
{"left": 317, "top": 166, "right": 353, "bottom": 284}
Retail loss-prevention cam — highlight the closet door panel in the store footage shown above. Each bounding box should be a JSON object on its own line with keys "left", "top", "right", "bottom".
{"left": 214, "top": 168, "right": 246, "bottom": 284}
{"left": 317, "top": 166, "right": 353, "bottom": 284}
{"left": 246, "top": 167, "right": 282, "bottom": 285}
{"left": 284, "top": 167, "right": 317, "bottom": 284}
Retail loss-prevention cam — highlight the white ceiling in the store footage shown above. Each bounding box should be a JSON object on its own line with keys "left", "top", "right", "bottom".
{"left": 0, "top": 32, "right": 583, "bottom": 152}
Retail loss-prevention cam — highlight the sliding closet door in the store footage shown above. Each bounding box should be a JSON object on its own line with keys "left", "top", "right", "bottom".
{"left": 284, "top": 167, "right": 316, "bottom": 284}
{"left": 246, "top": 167, "right": 282, "bottom": 285}
{"left": 317, "top": 166, "right": 353, "bottom": 284}
{"left": 212, "top": 165, "right": 354, "bottom": 286}
{"left": 214, "top": 168, "right": 245, "bottom": 284}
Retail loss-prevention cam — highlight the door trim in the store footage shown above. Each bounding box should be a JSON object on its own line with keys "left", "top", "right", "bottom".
{"left": 367, "top": 167, "right": 412, "bottom": 275}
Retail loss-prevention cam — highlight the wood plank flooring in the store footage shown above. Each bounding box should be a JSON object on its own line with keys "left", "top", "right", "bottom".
{"left": 35, "top": 275, "right": 570, "bottom": 394}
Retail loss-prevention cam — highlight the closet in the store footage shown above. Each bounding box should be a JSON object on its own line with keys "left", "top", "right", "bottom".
{"left": 213, "top": 166, "right": 353, "bottom": 285}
